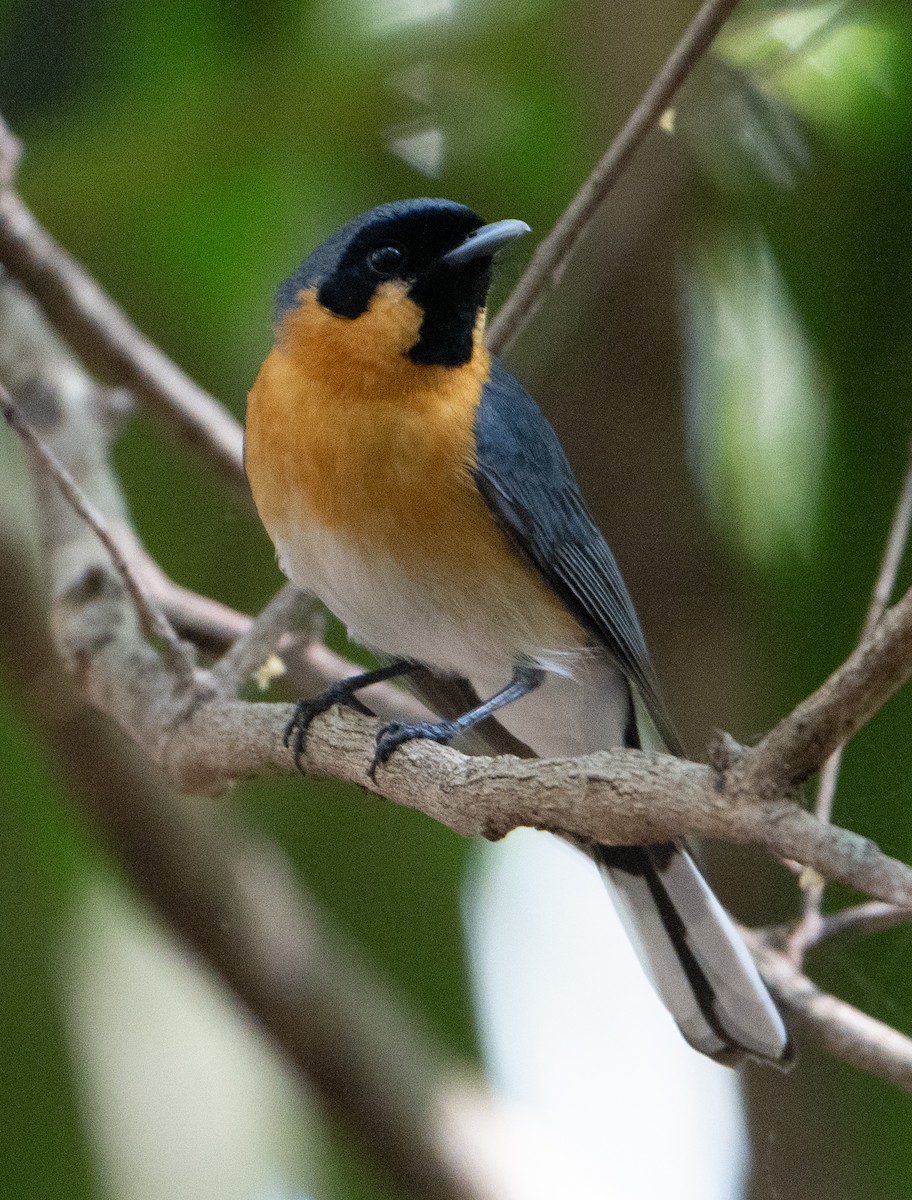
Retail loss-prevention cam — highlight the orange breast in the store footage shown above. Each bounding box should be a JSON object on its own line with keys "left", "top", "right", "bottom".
{"left": 245, "top": 284, "right": 581, "bottom": 651}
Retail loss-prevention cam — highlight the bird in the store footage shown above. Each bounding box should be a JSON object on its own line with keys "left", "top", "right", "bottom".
{"left": 244, "top": 197, "right": 792, "bottom": 1067}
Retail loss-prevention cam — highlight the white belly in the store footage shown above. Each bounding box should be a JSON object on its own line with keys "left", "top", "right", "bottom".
{"left": 272, "top": 517, "right": 633, "bottom": 756}
{"left": 273, "top": 518, "right": 516, "bottom": 677}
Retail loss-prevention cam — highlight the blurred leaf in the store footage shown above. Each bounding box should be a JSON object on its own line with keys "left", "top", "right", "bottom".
{"left": 683, "top": 226, "right": 830, "bottom": 565}
{"left": 718, "top": 2, "right": 910, "bottom": 148}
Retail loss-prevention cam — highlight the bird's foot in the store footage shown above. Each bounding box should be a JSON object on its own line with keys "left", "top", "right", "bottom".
{"left": 284, "top": 680, "right": 376, "bottom": 772}
{"left": 369, "top": 719, "right": 459, "bottom": 780}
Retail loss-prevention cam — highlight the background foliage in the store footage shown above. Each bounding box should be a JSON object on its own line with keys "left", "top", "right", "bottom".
{"left": 2, "top": 1, "right": 912, "bottom": 1197}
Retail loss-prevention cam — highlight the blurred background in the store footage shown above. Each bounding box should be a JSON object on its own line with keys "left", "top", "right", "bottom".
{"left": 2, "top": 0, "right": 912, "bottom": 1196}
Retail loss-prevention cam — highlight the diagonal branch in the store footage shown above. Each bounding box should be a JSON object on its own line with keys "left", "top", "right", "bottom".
{"left": 738, "top": 583, "right": 912, "bottom": 798}
{"left": 1, "top": 383, "right": 196, "bottom": 680}
{"left": 745, "top": 931, "right": 912, "bottom": 1092}
{"left": 210, "top": 581, "right": 320, "bottom": 693}
{"left": 788, "top": 439, "right": 912, "bottom": 961}
{"left": 0, "top": 186, "right": 247, "bottom": 494}
{"left": 816, "top": 436, "right": 912, "bottom": 817}
{"left": 487, "top": 0, "right": 743, "bottom": 354}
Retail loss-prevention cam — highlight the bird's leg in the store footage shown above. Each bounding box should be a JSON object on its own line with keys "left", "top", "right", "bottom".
{"left": 370, "top": 662, "right": 544, "bottom": 779}
{"left": 284, "top": 659, "right": 417, "bottom": 771}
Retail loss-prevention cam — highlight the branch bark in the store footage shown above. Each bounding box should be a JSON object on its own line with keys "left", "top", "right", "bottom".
{"left": 746, "top": 933, "right": 912, "bottom": 1093}
{"left": 5, "top": 268, "right": 912, "bottom": 904}
{"left": 4, "top": 50, "right": 912, "bottom": 1106}
{"left": 0, "top": 279, "right": 517, "bottom": 1200}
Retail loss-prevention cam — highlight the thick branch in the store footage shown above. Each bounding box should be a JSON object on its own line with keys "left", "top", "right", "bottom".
{"left": 35, "top": 512, "right": 912, "bottom": 904}
{"left": 0, "top": 279, "right": 513, "bottom": 1200}
{"left": 6, "top": 267, "right": 912, "bottom": 907}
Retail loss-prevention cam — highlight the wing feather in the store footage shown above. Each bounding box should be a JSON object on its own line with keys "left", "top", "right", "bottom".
{"left": 472, "top": 358, "right": 682, "bottom": 754}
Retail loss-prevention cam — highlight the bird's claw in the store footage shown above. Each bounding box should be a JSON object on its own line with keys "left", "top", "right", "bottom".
{"left": 284, "top": 681, "right": 376, "bottom": 772}
{"left": 368, "top": 720, "right": 455, "bottom": 780}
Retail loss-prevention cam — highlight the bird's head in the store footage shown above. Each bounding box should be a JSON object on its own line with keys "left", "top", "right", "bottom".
{"left": 274, "top": 198, "right": 529, "bottom": 370}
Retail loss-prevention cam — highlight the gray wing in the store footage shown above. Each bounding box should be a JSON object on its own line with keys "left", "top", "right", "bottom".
{"left": 471, "top": 358, "right": 682, "bottom": 755}
{"left": 407, "top": 361, "right": 790, "bottom": 1064}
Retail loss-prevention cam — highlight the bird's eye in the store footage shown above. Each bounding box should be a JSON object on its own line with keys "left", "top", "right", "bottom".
{"left": 367, "top": 245, "right": 405, "bottom": 276}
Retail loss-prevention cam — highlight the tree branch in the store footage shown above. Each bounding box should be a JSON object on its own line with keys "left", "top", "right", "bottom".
{"left": 746, "top": 932, "right": 912, "bottom": 1093}
{"left": 7, "top": 94, "right": 912, "bottom": 1101}
{"left": 0, "top": 185, "right": 247, "bottom": 494}
{"left": 738, "top": 584, "right": 912, "bottom": 797}
{"left": 209, "top": 581, "right": 321, "bottom": 693}
{"left": 126, "top": 549, "right": 432, "bottom": 722}
{"left": 0, "top": 279, "right": 523, "bottom": 1200}
{"left": 813, "top": 901, "right": 912, "bottom": 945}
{"left": 6, "top": 264, "right": 912, "bottom": 900}
{"left": 1, "top": 384, "right": 196, "bottom": 679}
{"left": 487, "top": 0, "right": 743, "bottom": 354}
{"left": 770, "top": 902, "right": 912, "bottom": 951}
{"left": 788, "top": 438, "right": 912, "bottom": 961}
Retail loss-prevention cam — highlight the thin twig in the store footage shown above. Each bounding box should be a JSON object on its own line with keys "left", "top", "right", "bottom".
{"left": 139, "top": 563, "right": 432, "bottom": 721}
{"left": 211, "top": 582, "right": 320, "bottom": 693}
{"left": 788, "top": 439, "right": 912, "bottom": 962}
{"left": 487, "top": 0, "right": 743, "bottom": 355}
{"left": 793, "top": 901, "right": 912, "bottom": 949}
{"left": 818, "top": 438, "right": 912, "bottom": 820}
{"left": 0, "top": 188, "right": 247, "bottom": 494}
{"left": 0, "top": 382, "right": 195, "bottom": 680}
{"left": 0, "top": 520, "right": 505, "bottom": 1200}
{"left": 0, "top": 112, "right": 22, "bottom": 188}
{"left": 744, "top": 930, "right": 912, "bottom": 1092}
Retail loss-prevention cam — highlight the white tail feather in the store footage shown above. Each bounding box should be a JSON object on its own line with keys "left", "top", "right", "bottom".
{"left": 597, "top": 843, "right": 792, "bottom": 1066}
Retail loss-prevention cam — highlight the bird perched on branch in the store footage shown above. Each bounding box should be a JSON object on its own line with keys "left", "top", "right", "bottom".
{"left": 245, "top": 197, "right": 791, "bottom": 1067}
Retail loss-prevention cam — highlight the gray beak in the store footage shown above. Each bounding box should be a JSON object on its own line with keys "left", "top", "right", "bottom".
{"left": 441, "top": 219, "right": 531, "bottom": 268}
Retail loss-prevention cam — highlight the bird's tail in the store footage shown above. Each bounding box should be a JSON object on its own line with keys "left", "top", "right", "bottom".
{"left": 596, "top": 842, "right": 792, "bottom": 1066}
